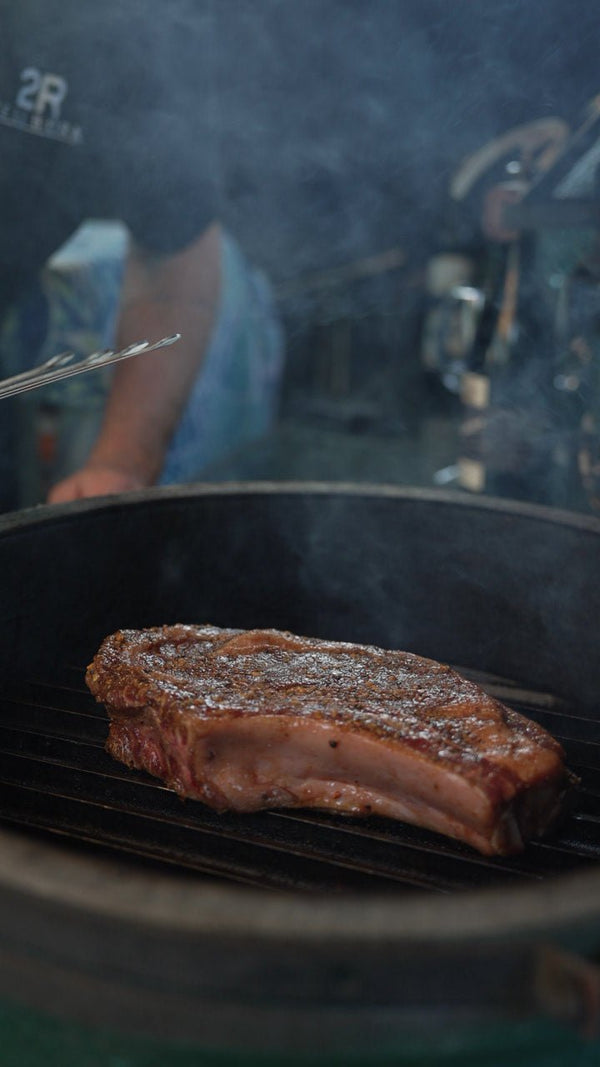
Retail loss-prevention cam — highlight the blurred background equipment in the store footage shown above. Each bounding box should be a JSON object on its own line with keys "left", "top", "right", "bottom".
{"left": 420, "top": 98, "right": 600, "bottom": 510}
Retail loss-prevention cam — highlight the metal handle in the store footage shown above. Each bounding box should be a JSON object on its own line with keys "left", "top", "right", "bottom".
{"left": 535, "top": 944, "right": 600, "bottom": 1038}
{"left": 0, "top": 333, "right": 181, "bottom": 400}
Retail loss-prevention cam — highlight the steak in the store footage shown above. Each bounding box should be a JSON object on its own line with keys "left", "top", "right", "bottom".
{"left": 86, "top": 624, "right": 572, "bottom": 856}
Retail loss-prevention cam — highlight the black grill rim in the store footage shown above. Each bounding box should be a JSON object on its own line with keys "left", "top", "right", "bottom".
{"left": 4, "top": 479, "right": 600, "bottom": 534}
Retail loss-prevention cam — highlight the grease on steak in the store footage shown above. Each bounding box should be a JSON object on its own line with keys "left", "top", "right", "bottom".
{"left": 86, "top": 624, "right": 571, "bottom": 856}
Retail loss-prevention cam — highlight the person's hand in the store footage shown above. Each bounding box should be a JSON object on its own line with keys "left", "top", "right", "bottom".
{"left": 47, "top": 464, "right": 147, "bottom": 504}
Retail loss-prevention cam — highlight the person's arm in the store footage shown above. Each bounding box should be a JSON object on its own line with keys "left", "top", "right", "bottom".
{"left": 47, "top": 221, "right": 221, "bottom": 503}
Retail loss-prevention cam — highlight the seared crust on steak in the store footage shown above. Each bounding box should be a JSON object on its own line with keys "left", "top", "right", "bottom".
{"left": 86, "top": 624, "right": 572, "bottom": 856}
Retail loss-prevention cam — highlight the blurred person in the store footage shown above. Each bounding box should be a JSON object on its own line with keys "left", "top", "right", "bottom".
{"left": 0, "top": 0, "right": 283, "bottom": 509}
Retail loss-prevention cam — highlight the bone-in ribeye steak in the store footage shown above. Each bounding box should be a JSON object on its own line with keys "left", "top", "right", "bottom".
{"left": 86, "top": 624, "right": 572, "bottom": 856}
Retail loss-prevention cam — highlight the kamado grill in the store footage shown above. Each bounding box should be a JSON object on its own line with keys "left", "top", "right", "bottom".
{"left": 0, "top": 483, "right": 599, "bottom": 1062}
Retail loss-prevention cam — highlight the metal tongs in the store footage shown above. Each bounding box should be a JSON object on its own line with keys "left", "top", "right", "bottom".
{"left": 0, "top": 333, "right": 181, "bottom": 400}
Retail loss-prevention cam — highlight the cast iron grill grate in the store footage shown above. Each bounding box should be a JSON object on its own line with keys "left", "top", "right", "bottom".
{"left": 0, "top": 667, "right": 598, "bottom": 893}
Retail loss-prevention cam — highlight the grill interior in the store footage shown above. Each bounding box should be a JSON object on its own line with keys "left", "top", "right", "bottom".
{"left": 0, "top": 664, "right": 598, "bottom": 894}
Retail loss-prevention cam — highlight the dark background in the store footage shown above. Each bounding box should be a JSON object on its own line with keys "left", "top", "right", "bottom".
{"left": 211, "top": 0, "right": 600, "bottom": 280}
{"left": 13, "top": 1, "right": 600, "bottom": 507}
{"left": 199, "top": 1, "right": 600, "bottom": 442}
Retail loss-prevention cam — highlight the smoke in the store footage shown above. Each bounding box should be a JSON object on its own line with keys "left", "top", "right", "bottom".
{"left": 45, "top": 0, "right": 600, "bottom": 283}
{"left": 27, "top": 0, "right": 600, "bottom": 281}
{"left": 206, "top": 0, "right": 600, "bottom": 279}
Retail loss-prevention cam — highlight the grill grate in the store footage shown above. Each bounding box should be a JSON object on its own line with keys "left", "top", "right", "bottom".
{"left": 0, "top": 668, "right": 598, "bottom": 893}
